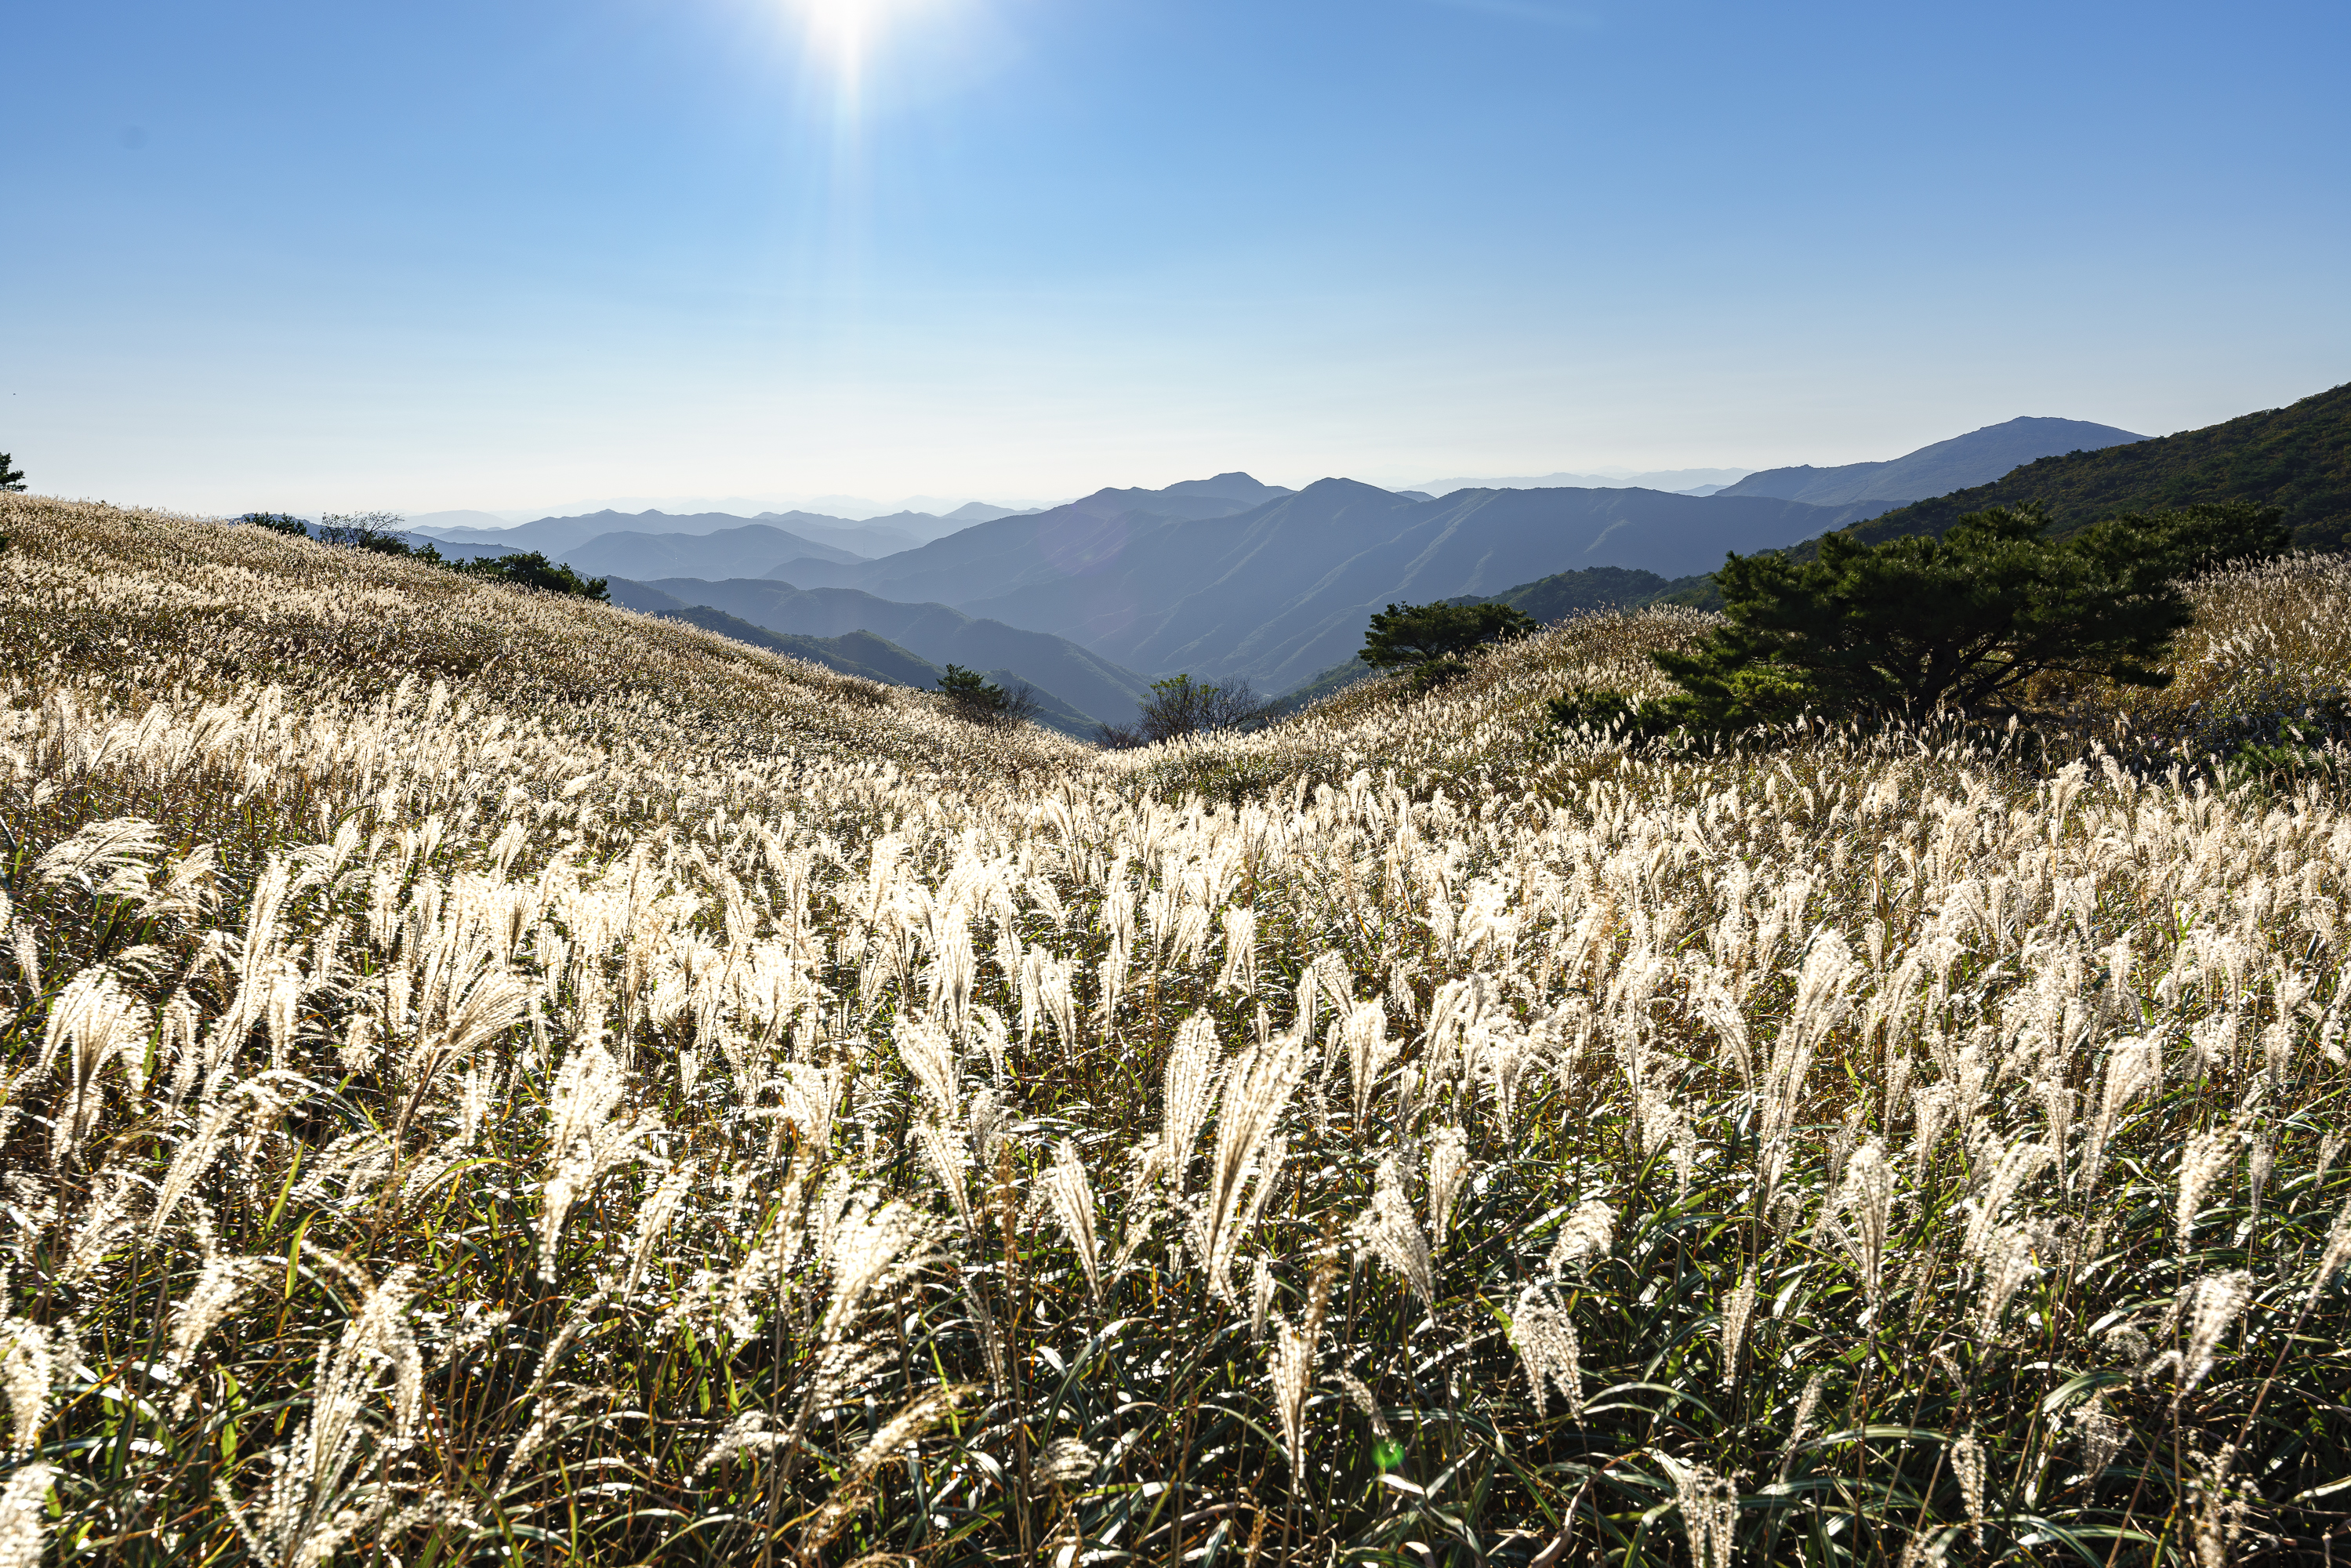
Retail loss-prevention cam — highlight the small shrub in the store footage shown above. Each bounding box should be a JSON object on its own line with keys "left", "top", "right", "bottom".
{"left": 239, "top": 512, "right": 311, "bottom": 536}
{"left": 1362, "top": 600, "right": 1538, "bottom": 690}
{"left": 454, "top": 550, "right": 609, "bottom": 601}
{"left": 1095, "top": 673, "right": 1272, "bottom": 747}
{"left": 937, "top": 663, "right": 1040, "bottom": 728}
{"left": 1591, "top": 501, "right": 2288, "bottom": 738}
{"left": 314, "top": 510, "right": 440, "bottom": 561}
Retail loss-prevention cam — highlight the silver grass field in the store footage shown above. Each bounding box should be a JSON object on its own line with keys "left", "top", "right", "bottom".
{"left": 2, "top": 496, "right": 2349, "bottom": 1566}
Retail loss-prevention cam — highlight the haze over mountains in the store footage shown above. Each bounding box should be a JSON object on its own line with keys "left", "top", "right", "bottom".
{"left": 600, "top": 575, "right": 1153, "bottom": 733}
{"left": 1410, "top": 466, "right": 1753, "bottom": 495}
{"left": 405, "top": 408, "right": 2167, "bottom": 719}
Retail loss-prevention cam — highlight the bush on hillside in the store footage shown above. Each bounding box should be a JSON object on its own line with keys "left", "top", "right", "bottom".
{"left": 1362, "top": 599, "right": 1539, "bottom": 688}
{"left": 239, "top": 512, "right": 311, "bottom": 536}
{"left": 314, "top": 510, "right": 441, "bottom": 561}
{"left": 1095, "top": 673, "right": 1272, "bottom": 747}
{"left": 1553, "top": 501, "right": 2289, "bottom": 737}
{"left": 936, "top": 663, "right": 1041, "bottom": 728}
{"left": 0, "top": 451, "right": 24, "bottom": 492}
{"left": 453, "top": 549, "right": 610, "bottom": 600}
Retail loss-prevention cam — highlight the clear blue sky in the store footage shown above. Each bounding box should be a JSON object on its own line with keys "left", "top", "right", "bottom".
{"left": 7, "top": 0, "right": 2347, "bottom": 516}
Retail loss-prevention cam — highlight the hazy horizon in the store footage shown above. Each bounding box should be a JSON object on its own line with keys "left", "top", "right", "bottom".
{"left": 8, "top": 1, "right": 2346, "bottom": 516}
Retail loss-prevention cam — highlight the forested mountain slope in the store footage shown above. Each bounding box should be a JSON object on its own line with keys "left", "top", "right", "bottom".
{"left": 1835, "top": 380, "right": 2351, "bottom": 552}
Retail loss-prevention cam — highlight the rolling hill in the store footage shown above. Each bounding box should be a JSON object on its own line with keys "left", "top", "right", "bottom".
{"left": 1714, "top": 416, "right": 2146, "bottom": 512}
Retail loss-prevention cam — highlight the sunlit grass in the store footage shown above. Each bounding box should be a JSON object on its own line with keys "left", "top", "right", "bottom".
{"left": 2, "top": 495, "right": 2347, "bottom": 1565}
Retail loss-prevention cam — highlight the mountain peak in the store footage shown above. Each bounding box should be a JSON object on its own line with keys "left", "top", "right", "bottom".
{"left": 1717, "top": 417, "right": 2146, "bottom": 511}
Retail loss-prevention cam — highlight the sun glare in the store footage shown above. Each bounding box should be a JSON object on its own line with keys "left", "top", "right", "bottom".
{"left": 798, "top": 0, "right": 900, "bottom": 85}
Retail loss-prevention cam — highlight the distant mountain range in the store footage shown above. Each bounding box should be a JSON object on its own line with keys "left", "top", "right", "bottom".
{"left": 1410, "top": 467, "right": 1752, "bottom": 495}
{"left": 608, "top": 591, "right": 1101, "bottom": 739}
{"left": 1714, "top": 416, "right": 2146, "bottom": 513}
{"left": 388, "top": 404, "right": 2225, "bottom": 716}
{"left": 602, "top": 575, "right": 1153, "bottom": 730}
{"left": 972, "top": 481, "right": 1897, "bottom": 691}
{"left": 408, "top": 501, "right": 1041, "bottom": 561}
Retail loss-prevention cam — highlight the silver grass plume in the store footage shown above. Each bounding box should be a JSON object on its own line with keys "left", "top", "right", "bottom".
{"left": 0, "top": 1463, "right": 57, "bottom": 1568}
{"left": 1214, "top": 906, "right": 1257, "bottom": 994}
{"left": 60, "top": 1171, "right": 141, "bottom": 1285}
{"left": 2175, "top": 1131, "right": 2233, "bottom": 1245}
{"left": 40, "top": 967, "right": 152, "bottom": 1169}
{"left": 1341, "top": 996, "right": 1398, "bottom": 1125}
{"left": 896, "top": 1015, "right": 960, "bottom": 1122}
{"left": 1427, "top": 1125, "right": 1471, "bottom": 1253}
{"left": 149, "top": 1098, "right": 241, "bottom": 1240}
{"left": 223, "top": 1263, "right": 431, "bottom": 1568}
{"left": 1036, "top": 1436, "right": 1100, "bottom": 1489}
{"left": 1192, "top": 1033, "right": 1305, "bottom": 1299}
{"left": 1267, "top": 1312, "right": 1315, "bottom": 1479}
{"left": 2177, "top": 1270, "right": 2254, "bottom": 1401}
{"left": 2071, "top": 1393, "right": 2124, "bottom": 1476}
{"left": 160, "top": 1225, "right": 271, "bottom": 1410}
{"left": 771, "top": 1061, "right": 839, "bottom": 1152}
{"left": 1511, "top": 1286, "right": 1584, "bottom": 1420}
{"left": 2245, "top": 1133, "right": 2274, "bottom": 1234}
{"left": 2309, "top": 1200, "right": 2351, "bottom": 1304}
{"left": 8, "top": 927, "right": 37, "bottom": 1005}
{"left": 1825, "top": 1142, "right": 1896, "bottom": 1302}
{"left": 1047, "top": 1138, "right": 1105, "bottom": 1305}
{"left": 1656, "top": 1452, "right": 1737, "bottom": 1568}
{"left": 910, "top": 1120, "right": 975, "bottom": 1233}
{"left": 621, "top": 1161, "right": 697, "bottom": 1298}
{"left": 788, "top": 1385, "right": 963, "bottom": 1553}
{"left": 1250, "top": 1257, "right": 1275, "bottom": 1342}
{"left": 1334, "top": 1370, "right": 1392, "bottom": 1440}
{"left": 818, "top": 1189, "right": 939, "bottom": 1343}
{"left": 538, "top": 1040, "right": 661, "bottom": 1279}
{"left": 2190, "top": 1446, "right": 2251, "bottom": 1568}
{"left": 1961, "top": 1141, "right": 2052, "bottom": 1262}
{"left": 1718, "top": 1268, "right": 1758, "bottom": 1390}
{"left": 691, "top": 1408, "right": 791, "bottom": 1479}
{"left": 1157, "top": 1013, "right": 1224, "bottom": 1195}
{"left": 1548, "top": 1199, "right": 1616, "bottom": 1276}
{"left": 0, "top": 1309, "right": 57, "bottom": 1459}
{"left": 1780, "top": 1370, "right": 1827, "bottom": 1474}
{"left": 2080, "top": 1033, "right": 2163, "bottom": 1191}
{"left": 1976, "top": 1223, "right": 2048, "bottom": 1340}
{"left": 34, "top": 815, "right": 166, "bottom": 894}
{"left": 1950, "top": 1430, "right": 1986, "bottom": 1545}
{"left": 1355, "top": 1154, "right": 1435, "bottom": 1307}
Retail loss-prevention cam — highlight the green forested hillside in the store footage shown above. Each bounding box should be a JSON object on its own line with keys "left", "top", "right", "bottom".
{"left": 1843, "top": 379, "right": 2351, "bottom": 551}
{"left": 1461, "top": 562, "right": 1678, "bottom": 620}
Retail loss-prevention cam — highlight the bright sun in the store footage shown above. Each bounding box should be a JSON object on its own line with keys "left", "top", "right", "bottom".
{"left": 798, "top": 0, "right": 900, "bottom": 81}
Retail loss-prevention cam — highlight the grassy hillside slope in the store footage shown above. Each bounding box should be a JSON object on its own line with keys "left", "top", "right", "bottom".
{"left": 5, "top": 495, "right": 2350, "bottom": 1566}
